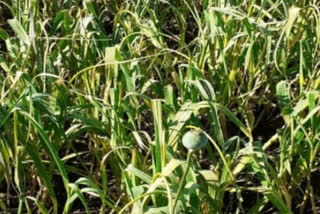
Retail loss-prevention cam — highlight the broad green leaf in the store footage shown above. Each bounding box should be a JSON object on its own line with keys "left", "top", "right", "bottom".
{"left": 286, "top": 7, "right": 300, "bottom": 41}
{"left": 126, "top": 164, "right": 152, "bottom": 184}
{"left": 8, "top": 19, "right": 30, "bottom": 46}
{"left": 276, "top": 81, "right": 291, "bottom": 124}
{"left": 151, "top": 99, "right": 164, "bottom": 172}
{"left": 162, "top": 159, "right": 184, "bottom": 177}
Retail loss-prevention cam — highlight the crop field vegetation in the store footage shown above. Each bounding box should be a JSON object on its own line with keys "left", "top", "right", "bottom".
{"left": 0, "top": 0, "right": 320, "bottom": 213}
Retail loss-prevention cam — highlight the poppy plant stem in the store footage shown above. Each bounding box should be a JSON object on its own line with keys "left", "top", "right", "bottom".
{"left": 172, "top": 149, "right": 193, "bottom": 213}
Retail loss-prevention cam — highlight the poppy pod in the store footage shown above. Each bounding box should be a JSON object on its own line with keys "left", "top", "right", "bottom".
{"left": 182, "top": 129, "right": 208, "bottom": 150}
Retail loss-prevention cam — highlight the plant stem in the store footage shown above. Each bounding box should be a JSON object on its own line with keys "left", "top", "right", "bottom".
{"left": 172, "top": 150, "right": 193, "bottom": 214}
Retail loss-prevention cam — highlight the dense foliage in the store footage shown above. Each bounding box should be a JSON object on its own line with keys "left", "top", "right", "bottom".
{"left": 0, "top": 0, "right": 320, "bottom": 213}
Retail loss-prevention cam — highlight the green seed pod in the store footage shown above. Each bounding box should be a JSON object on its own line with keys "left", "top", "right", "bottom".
{"left": 182, "top": 129, "right": 208, "bottom": 150}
